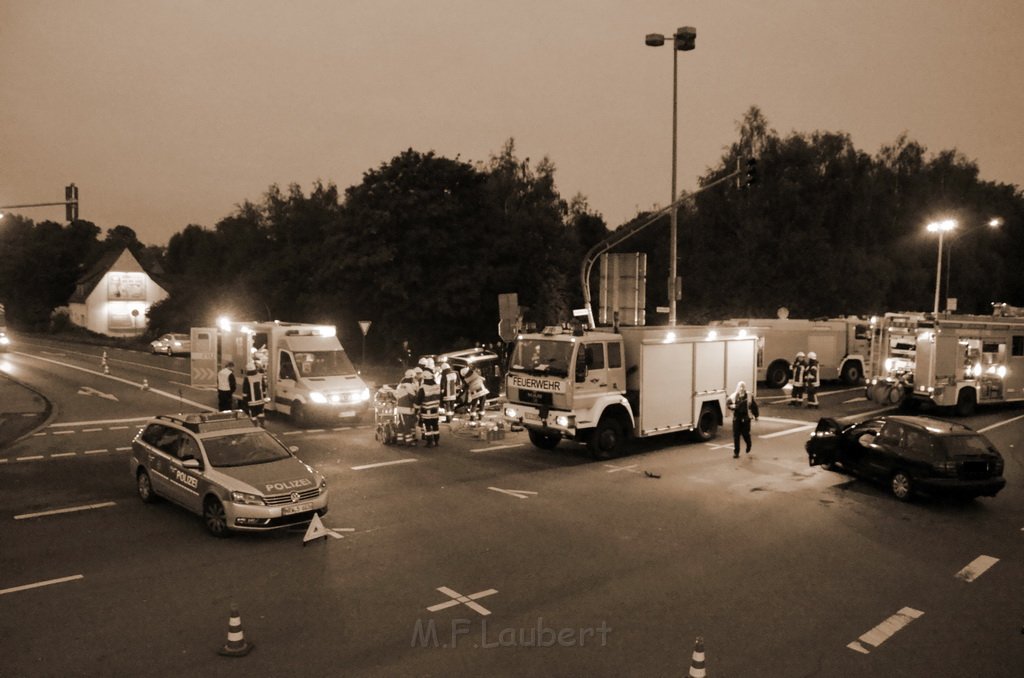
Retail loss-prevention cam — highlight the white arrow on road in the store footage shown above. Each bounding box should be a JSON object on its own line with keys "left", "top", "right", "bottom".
{"left": 77, "top": 386, "right": 119, "bottom": 401}
{"left": 487, "top": 487, "right": 537, "bottom": 499}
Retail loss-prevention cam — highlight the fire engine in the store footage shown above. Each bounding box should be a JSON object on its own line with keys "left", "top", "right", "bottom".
{"left": 711, "top": 316, "right": 872, "bottom": 388}
{"left": 219, "top": 321, "right": 371, "bottom": 425}
{"left": 503, "top": 324, "right": 758, "bottom": 458}
{"left": 866, "top": 309, "right": 1024, "bottom": 415}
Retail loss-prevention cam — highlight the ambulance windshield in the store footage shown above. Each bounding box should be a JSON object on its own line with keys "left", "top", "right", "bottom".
{"left": 292, "top": 350, "right": 356, "bottom": 378}
{"left": 509, "top": 339, "right": 573, "bottom": 377}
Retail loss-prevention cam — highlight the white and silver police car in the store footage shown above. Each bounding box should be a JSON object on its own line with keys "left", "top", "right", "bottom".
{"left": 130, "top": 411, "right": 328, "bottom": 536}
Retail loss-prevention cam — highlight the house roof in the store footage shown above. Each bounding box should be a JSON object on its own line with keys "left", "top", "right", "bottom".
{"left": 68, "top": 247, "right": 167, "bottom": 304}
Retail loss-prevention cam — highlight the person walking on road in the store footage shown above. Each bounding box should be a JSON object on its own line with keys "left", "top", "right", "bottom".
{"left": 217, "top": 361, "right": 237, "bottom": 411}
{"left": 727, "top": 381, "right": 760, "bottom": 458}
{"left": 789, "top": 351, "right": 807, "bottom": 406}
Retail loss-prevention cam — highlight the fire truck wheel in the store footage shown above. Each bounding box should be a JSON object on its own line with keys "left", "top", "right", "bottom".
{"left": 841, "top": 361, "right": 863, "bottom": 385}
{"left": 528, "top": 430, "right": 561, "bottom": 450}
{"left": 694, "top": 405, "right": 718, "bottom": 442}
{"left": 955, "top": 388, "right": 977, "bottom": 417}
{"left": 765, "top": 361, "right": 790, "bottom": 390}
{"left": 588, "top": 418, "right": 623, "bottom": 460}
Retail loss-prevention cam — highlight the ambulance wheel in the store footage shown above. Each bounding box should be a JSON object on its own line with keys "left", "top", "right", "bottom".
{"left": 694, "top": 405, "right": 718, "bottom": 442}
{"left": 203, "top": 497, "right": 230, "bottom": 537}
{"left": 136, "top": 469, "right": 156, "bottom": 503}
{"left": 528, "top": 430, "right": 560, "bottom": 450}
{"left": 588, "top": 418, "right": 623, "bottom": 460}
{"left": 291, "top": 402, "right": 310, "bottom": 428}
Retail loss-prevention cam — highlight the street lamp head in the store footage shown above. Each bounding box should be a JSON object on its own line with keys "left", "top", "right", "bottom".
{"left": 926, "top": 219, "right": 957, "bottom": 233}
{"left": 988, "top": 217, "right": 1004, "bottom": 228}
{"left": 674, "top": 26, "right": 697, "bottom": 51}
{"left": 645, "top": 33, "right": 666, "bottom": 47}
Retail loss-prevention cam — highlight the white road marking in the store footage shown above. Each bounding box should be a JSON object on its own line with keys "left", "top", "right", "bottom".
{"left": 0, "top": 575, "right": 84, "bottom": 596}
{"left": 305, "top": 429, "right": 326, "bottom": 433}
{"left": 759, "top": 424, "right": 816, "bottom": 439}
{"left": 0, "top": 458, "right": 8, "bottom": 464}
{"left": 51, "top": 452, "right": 76, "bottom": 458}
{"left": 82, "top": 428, "right": 102, "bottom": 432}
{"left": 843, "top": 396, "right": 867, "bottom": 404}
{"left": 487, "top": 487, "right": 537, "bottom": 499}
{"left": 978, "top": 413, "right": 1024, "bottom": 434}
{"left": 759, "top": 416, "right": 810, "bottom": 426}
{"left": 52, "top": 431, "right": 74, "bottom": 436}
{"left": 427, "top": 586, "right": 498, "bottom": 616}
{"left": 108, "top": 426, "right": 130, "bottom": 430}
{"left": 351, "top": 458, "right": 419, "bottom": 470}
{"left": 955, "top": 555, "right": 999, "bottom": 582}
{"left": 15, "top": 352, "right": 214, "bottom": 411}
{"left": 847, "top": 607, "right": 923, "bottom": 654}
{"left": 83, "top": 449, "right": 108, "bottom": 455}
{"left": 282, "top": 431, "right": 302, "bottom": 436}
{"left": 604, "top": 463, "right": 641, "bottom": 473}
{"left": 115, "top": 446, "right": 132, "bottom": 451}
{"left": 471, "top": 443, "right": 525, "bottom": 453}
{"left": 50, "top": 416, "right": 149, "bottom": 428}
{"left": 16, "top": 455, "right": 44, "bottom": 461}
{"left": 15, "top": 501, "right": 116, "bottom": 520}
{"left": 32, "top": 432, "right": 47, "bottom": 437}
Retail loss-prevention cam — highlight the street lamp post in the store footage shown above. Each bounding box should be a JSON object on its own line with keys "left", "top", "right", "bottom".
{"left": 646, "top": 26, "right": 696, "bottom": 326}
{"left": 943, "top": 217, "right": 1003, "bottom": 309}
{"left": 926, "top": 219, "right": 956, "bottom": 315}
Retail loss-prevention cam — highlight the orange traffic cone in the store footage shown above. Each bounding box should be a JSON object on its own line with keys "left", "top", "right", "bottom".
{"left": 688, "top": 636, "right": 706, "bottom": 677}
{"left": 218, "top": 603, "right": 253, "bottom": 657}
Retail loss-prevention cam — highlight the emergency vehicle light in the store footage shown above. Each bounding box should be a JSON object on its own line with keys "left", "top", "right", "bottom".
{"left": 663, "top": 331, "right": 677, "bottom": 344}
{"left": 706, "top": 330, "right": 718, "bottom": 340}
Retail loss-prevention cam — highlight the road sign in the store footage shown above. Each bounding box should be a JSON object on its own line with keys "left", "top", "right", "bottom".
{"left": 358, "top": 320, "right": 372, "bottom": 336}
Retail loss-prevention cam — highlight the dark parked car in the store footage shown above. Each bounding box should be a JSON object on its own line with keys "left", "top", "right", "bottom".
{"left": 806, "top": 415, "right": 1006, "bottom": 501}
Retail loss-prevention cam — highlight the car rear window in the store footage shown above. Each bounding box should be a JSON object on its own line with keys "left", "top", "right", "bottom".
{"left": 940, "top": 434, "right": 993, "bottom": 457}
{"left": 203, "top": 430, "right": 291, "bottom": 467}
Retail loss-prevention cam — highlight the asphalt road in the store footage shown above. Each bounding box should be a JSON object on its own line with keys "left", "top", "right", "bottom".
{"left": 1, "top": 337, "right": 1022, "bottom": 677}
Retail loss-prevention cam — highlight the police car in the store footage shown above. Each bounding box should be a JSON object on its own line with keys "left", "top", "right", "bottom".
{"left": 130, "top": 411, "right": 328, "bottom": 536}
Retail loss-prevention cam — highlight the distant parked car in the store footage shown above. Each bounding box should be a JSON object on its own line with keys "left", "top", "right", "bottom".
{"left": 806, "top": 415, "right": 1006, "bottom": 501}
{"left": 150, "top": 333, "right": 191, "bottom": 356}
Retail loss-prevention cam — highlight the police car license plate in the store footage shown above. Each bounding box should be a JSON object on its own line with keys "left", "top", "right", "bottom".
{"left": 282, "top": 501, "right": 313, "bottom": 515}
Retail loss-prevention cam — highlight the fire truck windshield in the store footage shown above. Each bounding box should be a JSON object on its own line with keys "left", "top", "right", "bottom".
{"left": 509, "top": 339, "right": 573, "bottom": 377}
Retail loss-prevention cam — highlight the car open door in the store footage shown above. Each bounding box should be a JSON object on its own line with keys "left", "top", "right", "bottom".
{"left": 806, "top": 417, "right": 842, "bottom": 466}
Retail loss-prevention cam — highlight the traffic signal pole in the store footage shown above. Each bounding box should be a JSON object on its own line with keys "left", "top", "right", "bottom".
{"left": 0, "top": 184, "right": 78, "bottom": 221}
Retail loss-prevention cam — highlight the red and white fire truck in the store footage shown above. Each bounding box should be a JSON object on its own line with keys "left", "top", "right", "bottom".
{"left": 866, "top": 308, "right": 1024, "bottom": 415}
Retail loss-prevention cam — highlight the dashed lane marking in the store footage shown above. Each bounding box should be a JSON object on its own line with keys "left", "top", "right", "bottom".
{"left": 81, "top": 428, "right": 102, "bottom": 432}
{"left": 955, "top": 555, "right": 999, "bottom": 582}
{"left": 16, "top": 455, "right": 44, "bottom": 462}
{"left": 15, "top": 501, "right": 116, "bottom": 520}
{"left": 471, "top": 443, "right": 525, "bottom": 453}
{"left": 52, "top": 431, "right": 74, "bottom": 436}
{"left": 83, "top": 449, "right": 108, "bottom": 455}
{"left": 0, "top": 575, "right": 84, "bottom": 596}
{"left": 847, "top": 607, "right": 923, "bottom": 654}
{"left": 51, "top": 452, "right": 76, "bottom": 458}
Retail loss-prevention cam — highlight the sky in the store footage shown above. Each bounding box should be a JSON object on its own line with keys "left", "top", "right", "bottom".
{"left": 2, "top": 0, "right": 1022, "bottom": 246}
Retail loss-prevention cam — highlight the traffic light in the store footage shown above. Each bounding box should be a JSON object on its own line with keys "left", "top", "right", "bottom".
{"left": 674, "top": 26, "right": 696, "bottom": 51}
{"left": 65, "top": 183, "right": 78, "bottom": 222}
{"left": 742, "top": 157, "right": 758, "bottom": 188}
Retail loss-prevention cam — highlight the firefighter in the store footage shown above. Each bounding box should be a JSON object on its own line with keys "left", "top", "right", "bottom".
{"left": 461, "top": 365, "right": 489, "bottom": 422}
{"left": 789, "top": 351, "right": 807, "bottom": 406}
{"left": 727, "top": 381, "right": 760, "bottom": 458}
{"left": 395, "top": 370, "right": 419, "bottom": 446}
{"left": 242, "top": 362, "right": 267, "bottom": 426}
{"left": 804, "top": 351, "right": 821, "bottom": 408}
{"left": 438, "top": 361, "right": 460, "bottom": 422}
{"left": 415, "top": 369, "right": 442, "bottom": 447}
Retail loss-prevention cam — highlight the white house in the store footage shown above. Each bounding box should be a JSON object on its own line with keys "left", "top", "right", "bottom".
{"left": 67, "top": 248, "right": 168, "bottom": 337}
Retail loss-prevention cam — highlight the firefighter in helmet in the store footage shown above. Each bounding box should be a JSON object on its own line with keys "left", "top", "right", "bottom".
{"left": 438, "top": 361, "right": 460, "bottom": 422}
{"left": 789, "top": 351, "right": 807, "bottom": 406}
{"left": 461, "top": 364, "right": 489, "bottom": 422}
{"left": 242, "top": 362, "right": 267, "bottom": 426}
{"left": 415, "top": 369, "right": 442, "bottom": 447}
{"left": 395, "top": 369, "right": 419, "bottom": 445}
{"left": 804, "top": 351, "right": 821, "bottom": 408}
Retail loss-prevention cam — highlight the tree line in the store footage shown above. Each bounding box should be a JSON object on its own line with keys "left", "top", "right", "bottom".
{"left": 1, "top": 109, "right": 1021, "bottom": 361}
